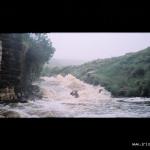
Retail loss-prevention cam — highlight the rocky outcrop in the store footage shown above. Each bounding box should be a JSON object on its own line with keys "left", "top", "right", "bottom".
{"left": 0, "top": 34, "right": 26, "bottom": 101}
{"left": 0, "top": 41, "right": 2, "bottom": 71}
{"left": 0, "top": 87, "right": 17, "bottom": 101}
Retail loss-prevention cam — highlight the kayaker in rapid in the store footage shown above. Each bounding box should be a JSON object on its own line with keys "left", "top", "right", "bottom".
{"left": 70, "top": 90, "right": 79, "bottom": 98}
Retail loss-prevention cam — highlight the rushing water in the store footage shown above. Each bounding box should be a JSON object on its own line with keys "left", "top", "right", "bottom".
{"left": 0, "top": 74, "right": 150, "bottom": 118}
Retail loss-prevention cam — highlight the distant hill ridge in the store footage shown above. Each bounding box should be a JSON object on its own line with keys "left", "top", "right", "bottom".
{"left": 48, "top": 58, "right": 87, "bottom": 67}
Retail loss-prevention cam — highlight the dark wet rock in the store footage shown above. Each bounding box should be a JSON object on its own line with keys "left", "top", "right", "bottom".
{"left": 99, "top": 89, "right": 103, "bottom": 93}
{"left": 1, "top": 110, "right": 21, "bottom": 118}
{"left": 17, "top": 93, "right": 22, "bottom": 98}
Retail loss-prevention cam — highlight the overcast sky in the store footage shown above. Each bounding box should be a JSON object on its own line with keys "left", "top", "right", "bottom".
{"left": 49, "top": 33, "right": 150, "bottom": 61}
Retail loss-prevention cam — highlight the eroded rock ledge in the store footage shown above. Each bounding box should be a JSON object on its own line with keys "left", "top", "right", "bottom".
{"left": 0, "top": 34, "right": 33, "bottom": 102}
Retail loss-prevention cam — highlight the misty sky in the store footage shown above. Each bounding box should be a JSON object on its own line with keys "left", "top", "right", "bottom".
{"left": 49, "top": 33, "right": 150, "bottom": 61}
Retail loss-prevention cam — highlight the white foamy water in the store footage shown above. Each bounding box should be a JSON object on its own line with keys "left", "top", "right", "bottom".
{"left": 0, "top": 74, "right": 150, "bottom": 118}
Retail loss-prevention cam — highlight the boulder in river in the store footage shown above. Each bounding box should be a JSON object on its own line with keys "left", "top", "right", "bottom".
{"left": 99, "top": 89, "right": 103, "bottom": 93}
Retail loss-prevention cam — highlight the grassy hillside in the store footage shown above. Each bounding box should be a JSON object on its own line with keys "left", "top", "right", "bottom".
{"left": 42, "top": 47, "right": 150, "bottom": 97}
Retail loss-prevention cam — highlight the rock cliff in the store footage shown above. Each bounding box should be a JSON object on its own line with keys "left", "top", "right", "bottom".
{"left": 0, "top": 34, "right": 26, "bottom": 101}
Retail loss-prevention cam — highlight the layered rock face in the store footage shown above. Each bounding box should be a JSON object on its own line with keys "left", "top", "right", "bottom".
{"left": 0, "top": 34, "right": 25, "bottom": 101}
{"left": 0, "top": 41, "right": 2, "bottom": 71}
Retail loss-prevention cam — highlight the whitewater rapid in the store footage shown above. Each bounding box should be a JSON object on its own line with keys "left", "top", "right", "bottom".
{"left": 40, "top": 74, "right": 111, "bottom": 102}
{"left": 0, "top": 74, "right": 150, "bottom": 118}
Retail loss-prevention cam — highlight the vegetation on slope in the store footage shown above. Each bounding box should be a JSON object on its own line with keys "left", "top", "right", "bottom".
{"left": 22, "top": 33, "right": 55, "bottom": 85}
{"left": 42, "top": 47, "right": 150, "bottom": 97}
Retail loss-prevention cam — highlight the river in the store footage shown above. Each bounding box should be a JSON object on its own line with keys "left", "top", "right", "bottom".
{"left": 0, "top": 74, "right": 150, "bottom": 118}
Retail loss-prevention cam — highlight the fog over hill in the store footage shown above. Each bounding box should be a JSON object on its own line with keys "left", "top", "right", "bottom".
{"left": 48, "top": 58, "right": 88, "bottom": 67}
